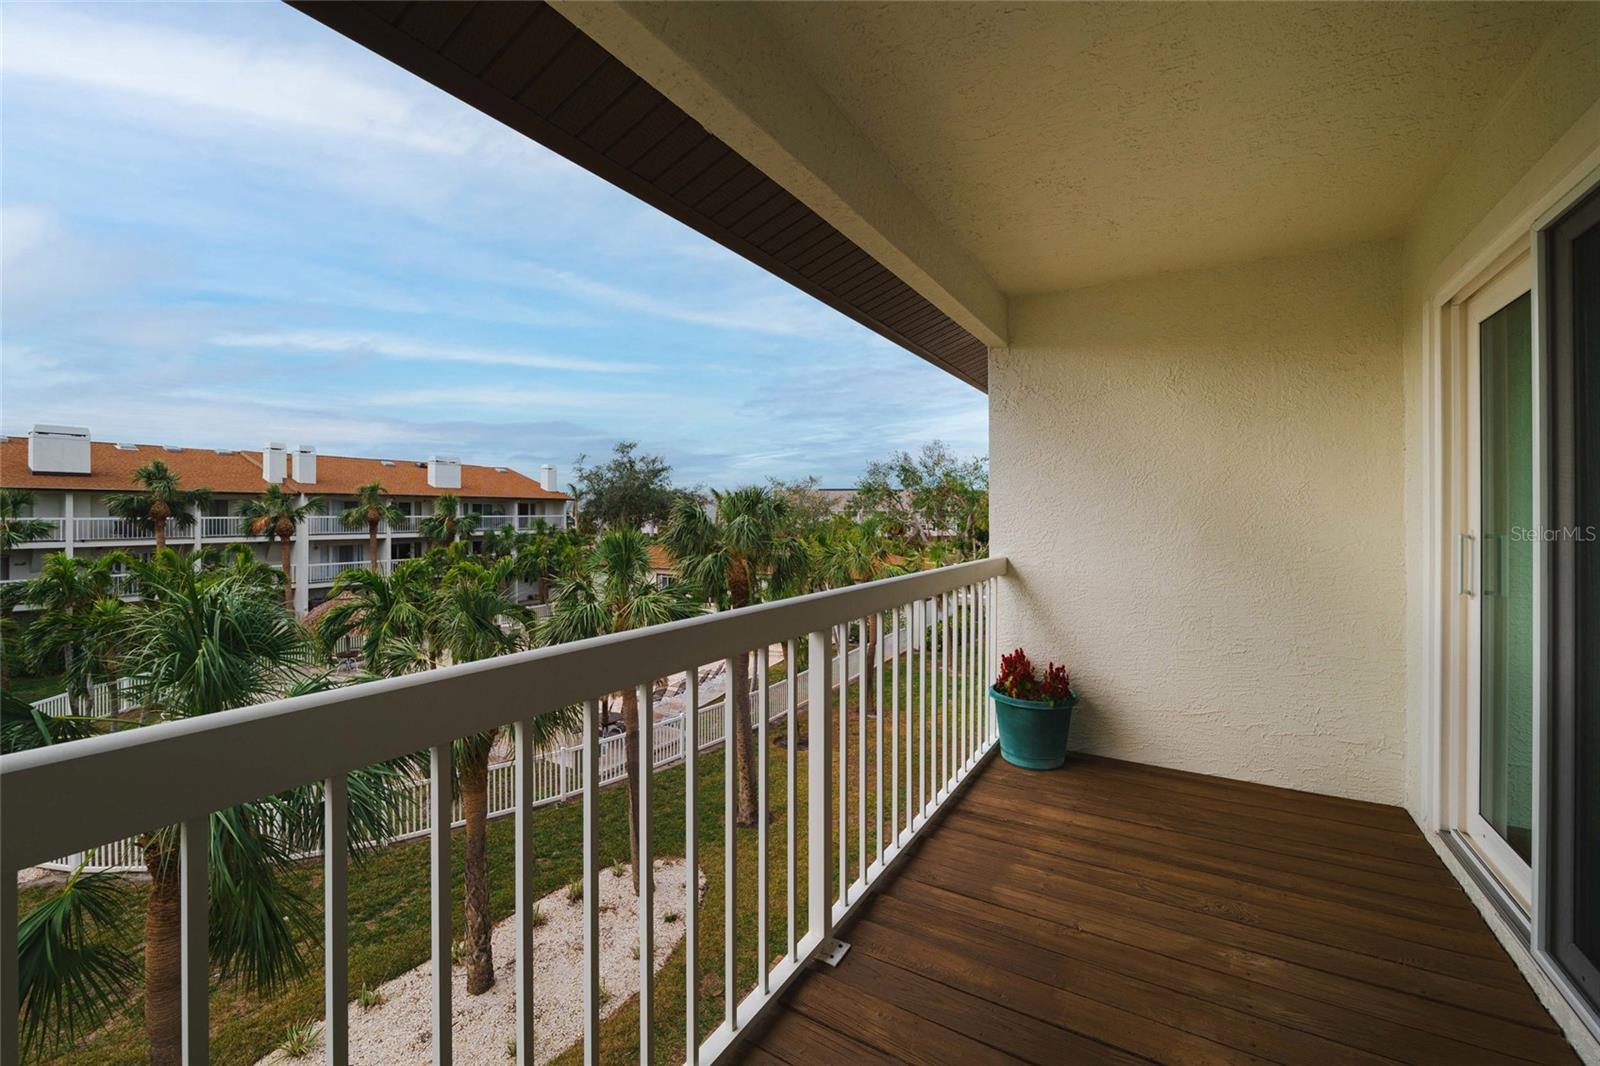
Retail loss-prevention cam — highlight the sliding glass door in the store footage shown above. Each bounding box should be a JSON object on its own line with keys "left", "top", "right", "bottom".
{"left": 1465, "top": 256, "right": 1535, "bottom": 907}
{"left": 1546, "top": 185, "right": 1600, "bottom": 1016}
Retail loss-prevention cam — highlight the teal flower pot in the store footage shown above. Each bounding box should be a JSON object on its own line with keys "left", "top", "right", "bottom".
{"left": 991, "top": 686, "right": 1077, "bottom": 770}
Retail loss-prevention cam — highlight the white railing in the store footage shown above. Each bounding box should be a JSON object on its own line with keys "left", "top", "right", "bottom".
{"left": 41, "top": 676, "right": 793, "bottom": 871}
{"left": 308, "top": 515, "right": 381, "bottom": 536}
{"left": 300, "top": 558, "right": 392, "bottom": 585}
{"left": 27, "top": 676, "right": 140, "bottom": 722}
{"left": 474, "top": 514, "right": 515, "bottom": 531}
{"left": 13, "top": 516, "right": 65, "bottom": 543}
{"left": 0, "top": 557, "right": 1004, "bottom": 1066}
{"left": 200, "top": 515, "right": 249, "bottom": 539}
{"left": 388, "top": 514, "right": 422, "bottom": 534}
{"left": 73, "top": 516, "right": 174, "bottom": 542}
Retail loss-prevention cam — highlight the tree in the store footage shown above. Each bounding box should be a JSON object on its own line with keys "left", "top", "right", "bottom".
{"left": 104, "top": 460, "right": 210, "bottom": 553}
{"left": 238, "top": 484, "right": 317, "bottom": 609}
{"left": 33, "top": 550, "right": 404, "bottom": 1065}
{"left": 318, "top": 560, "right": 434, "bottom": 674}
{"left": 570, "top": 441, "right": 683, "bottom": 532}
{"left": 855, "top": 442, "right": 989, "bottom": 558}
{"left": 767, "top": 477, "right": 837, "bottom": 539}
{"left": 492, "top": 521, "right": 570, "bottom": 604}
{"left": 539, "top": 529, "right": 701, "bottom": 890}
{"left": 320, "top": 556, "right": 577, "bottom": 995}
{"left": 812, "top": 519, "right": 907, "bottom": 705}
{"left": 16, "top": 553, "right": 129, "bottom": 716}
{"left": 16, "top": 864, "right": 138, "bottom": 1061}
{"left": 419, "top": 493, "right": 481, "bottom": 548}
{"left": 0, "top": 490, "right": 57, "bottom": 690}
{"left": 663, "top": 486, "right": 809, "bottom": 825}
{"left": 1, "top": 488, "right": 56, "bottom": 564}
{"left": 339, "top": 481, "right": 405, "bottom": 573}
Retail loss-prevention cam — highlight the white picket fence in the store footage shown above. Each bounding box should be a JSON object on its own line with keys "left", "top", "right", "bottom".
{"left": 27, "top": 676, "right": 140, "bottom": 720}
{"left": 39, "top": 656, "right": 863, "bottom": 873}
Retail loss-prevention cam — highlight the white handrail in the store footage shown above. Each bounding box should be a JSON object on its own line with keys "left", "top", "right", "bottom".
{"left": 73, "top": 516, "right": 175, "bottom": 541}
{"left": 38, "top": 673, "right": 809, "bottom": 872}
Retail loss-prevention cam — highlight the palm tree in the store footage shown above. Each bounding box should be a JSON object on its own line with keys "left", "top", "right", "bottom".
{"left": 321, "top": 556, "right": 576, "bottom": 994}
{"left": 105, "top": 550, "right": 402, "bottom": 1065}
{"left": 419, "top": 493, "right": 481, "bottom": 548}
{"left": 103, "top": 460, "right": 210, "bottom": 553}
{"left": 663, "top": 486, "right": 809, "bottom": 826}
{"left": 505, "top": 518, "right": 576, "bottom": 601}
{"left": 16, "top": 863, "right": 138, "bottom": 1061}
{"left": 239, "top": 484, "right": 317, "bottom": 608}
{"left": 339, "top": 481, "right": 405, "bottom": 573}
{"left": 17, "top": 553, "right": 129, "bottom": 716}
{"left": 318, "top": 559, "right": 436, "bottom": 674}
{"left": 812, "top": 519, "right": 907, "bottom": 707}
{"left": 1, "top": 488, "right": 56, "bottom": 565}
{"left": 0, "top": 490, "right": 56, "bottom": 691}
{"left": 539, "top": 529, "right": 701, "bottom": 890}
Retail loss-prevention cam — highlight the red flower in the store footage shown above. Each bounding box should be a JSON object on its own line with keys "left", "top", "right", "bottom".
{"left": 994, "top": 647, "right": 1071, "bottom": 702}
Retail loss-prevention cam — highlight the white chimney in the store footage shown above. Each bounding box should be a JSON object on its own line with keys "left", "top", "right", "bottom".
{"left": 427, "top": 455, "right": 461, "bottom": 489}
{"left": 28, "top": 424, "right": 91, "bottom": 474}
{"left": 262, "top": 443, "right": 288, "bottom": 484}
{"left": 540, "top": 464, "right": 557, "bottom": 492}
{"left": 293, "top": 445, "right": 317, "bottom": 485}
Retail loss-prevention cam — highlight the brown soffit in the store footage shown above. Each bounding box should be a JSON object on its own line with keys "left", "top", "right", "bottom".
{"left": 288, "top": 0, "right": 989, "bottom": 392}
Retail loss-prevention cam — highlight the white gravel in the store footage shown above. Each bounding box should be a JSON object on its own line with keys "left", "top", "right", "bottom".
{"left": 258, "top": 859, "right": 702, "bottom": 1066}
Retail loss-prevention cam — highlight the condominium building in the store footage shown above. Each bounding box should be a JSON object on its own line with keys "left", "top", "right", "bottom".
{"left": 1, "top": 425, "right": 571, "bottom": 615}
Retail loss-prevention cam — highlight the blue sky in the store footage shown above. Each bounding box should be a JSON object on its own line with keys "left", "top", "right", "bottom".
{"left": 0, "top": 2, "right": 986, "bottom": 488}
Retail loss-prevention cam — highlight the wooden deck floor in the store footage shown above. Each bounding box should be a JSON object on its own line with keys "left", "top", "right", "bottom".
{"left": 736, "top": 754, "right": 1574, "bottom": 1065}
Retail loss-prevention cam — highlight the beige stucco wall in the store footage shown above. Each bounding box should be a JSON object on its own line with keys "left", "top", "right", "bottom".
{"left": 991, "top": 239, "right": 1407, "bottom": 803}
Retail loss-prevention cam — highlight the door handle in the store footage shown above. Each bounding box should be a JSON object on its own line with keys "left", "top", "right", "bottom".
{"left": 1482, "top": 533, "right": 1501, "bottom": 597}
{"left": 1459, "top": 533, "right": 1475, "bottom": 597}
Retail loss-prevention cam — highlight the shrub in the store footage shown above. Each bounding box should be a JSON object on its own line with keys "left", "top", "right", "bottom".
{"left": 356, "top": 984, "right": 385, "bottom": 1011}
{"left": 278, "top": 1020, "right": 321, "bottom": 1059}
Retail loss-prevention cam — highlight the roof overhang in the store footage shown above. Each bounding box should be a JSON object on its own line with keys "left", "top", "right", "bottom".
{"left": 290, "top": 0, "right": 996, "bottom": 390}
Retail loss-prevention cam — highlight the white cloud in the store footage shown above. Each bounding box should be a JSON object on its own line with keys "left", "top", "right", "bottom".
{"left": 519, "top": 264, "right": 854, "bottom": 338}
{"left": 211, "top": 330, "right": 656, "bottom": 374}
{"left": 0, "top": 5, "right": 480, "bottom": 155}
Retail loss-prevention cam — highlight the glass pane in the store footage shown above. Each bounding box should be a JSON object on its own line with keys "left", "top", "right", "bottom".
{"left": 1572, "top": 219, "right": 1600, "bottom": 966}
{"left": 1480, "top": 290, "right": 1534, "bottom": 863}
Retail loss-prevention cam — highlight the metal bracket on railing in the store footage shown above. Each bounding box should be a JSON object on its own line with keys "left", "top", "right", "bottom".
{"left": 817, "top": 937, "right": 851, "bottom": 967}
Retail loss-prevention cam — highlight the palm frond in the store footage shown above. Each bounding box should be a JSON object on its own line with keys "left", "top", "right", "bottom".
{"left": 17, "top": 867, "right": 138, "bottom": 1059}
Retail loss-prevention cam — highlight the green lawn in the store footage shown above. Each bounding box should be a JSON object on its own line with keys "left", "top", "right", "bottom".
{"left": 24, "top": 654, "right": 984, "bottom": 1065}
{"left": 8, "top": 673, "right": 65, "bottom": 705}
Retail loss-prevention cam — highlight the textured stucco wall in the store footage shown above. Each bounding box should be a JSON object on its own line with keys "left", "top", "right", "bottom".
{"left": 991, "top": 240, "right": 1406, "bottom": 803}
{"left": 1398, "top": 4, "right": 1600, "bottom": 821}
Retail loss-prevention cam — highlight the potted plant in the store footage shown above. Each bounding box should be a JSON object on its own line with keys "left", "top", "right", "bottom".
{"left": 991, "top": 648, "right": 1077, "bottom": 769}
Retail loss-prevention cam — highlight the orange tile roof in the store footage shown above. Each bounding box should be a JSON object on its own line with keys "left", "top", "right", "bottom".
{"left": 0, "top": 438, "right": 568, "bottom": 500}
{"left": 647, "top": 544, "right": 676, "bottom": 572}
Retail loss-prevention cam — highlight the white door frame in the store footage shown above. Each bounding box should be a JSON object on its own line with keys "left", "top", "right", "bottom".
{"left": 1459, "top": 253, "right": 1535, "bottom": 910}
{"left": 1422, "top": 156, "right": 1600, "bottom": 1053}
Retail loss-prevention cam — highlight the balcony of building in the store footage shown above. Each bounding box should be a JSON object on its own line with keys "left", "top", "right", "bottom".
{"left": 4, "top": 2, "right": 1598, "bottom": 1064}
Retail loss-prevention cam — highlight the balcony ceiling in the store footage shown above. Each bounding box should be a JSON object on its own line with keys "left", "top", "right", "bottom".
{"left": 751, "top": 2, "right": 1567, "bottom": 295}
{"left": 299, "top": 2, "right": 1568, "bottom": 388}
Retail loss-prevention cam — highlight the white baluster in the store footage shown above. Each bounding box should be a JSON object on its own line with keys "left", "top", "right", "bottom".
{"left": 806, "top": 629, "right": 833, "bottom": 945}
{"left": 429, "top": 746, "right": 452, "bottom": 1065}
{"left": 582, "top": 700, "right": 600, "bottom": 1065}
{"left": 637, "top": 683, "right": 654, "bottom": 1062}
{"left": 325, "top": 775, "right": 349, "bottom": 1066}
{"left": 181, "top": 816, "right": 209, "bottom": 1065}
{"left": 684, "top": 670, "right": 699, "bottom": 1065}
{"left": 514, "top": 720, "right": 536, "bottom": 1065}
